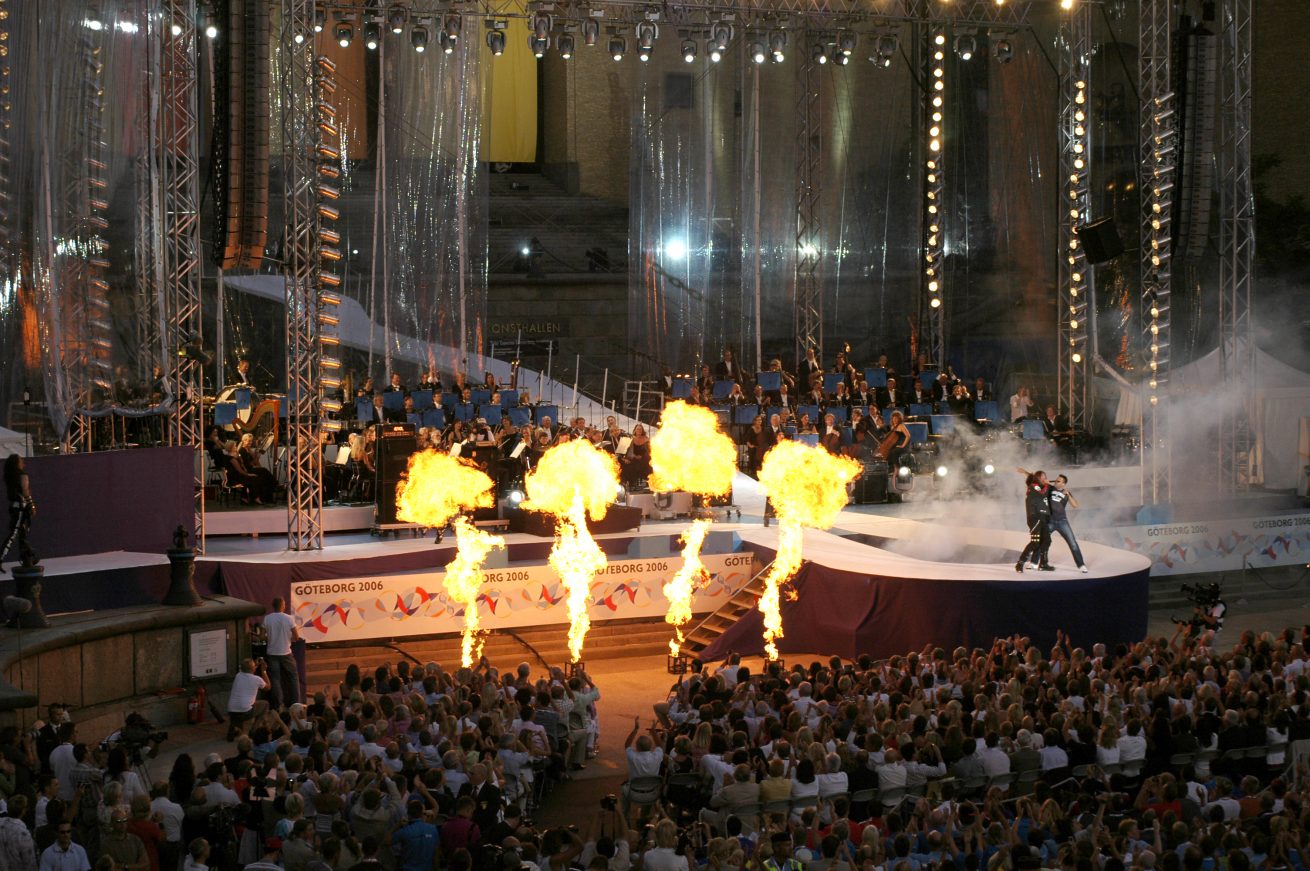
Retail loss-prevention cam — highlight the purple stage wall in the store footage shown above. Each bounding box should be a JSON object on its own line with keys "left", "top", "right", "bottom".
{"left": 25, "top": 447, "right": 195, "bottom": 559}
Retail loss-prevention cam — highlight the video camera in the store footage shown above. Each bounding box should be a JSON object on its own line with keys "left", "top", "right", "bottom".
{"left": 1171, "top": 582, "right": 1223, "bottom": 631}
{"left": 102, "top": 712, "right": 168, "bottom": 762}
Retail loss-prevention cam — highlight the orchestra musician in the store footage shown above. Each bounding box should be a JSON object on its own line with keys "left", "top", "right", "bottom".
{"left": 799, "top": 347, "right": 822, "bottom": 389}
{"left": 234, "top": 358, "right": 254, "bottom": 389}
{"left": 384, "top": 372, "right": 406, "bottom": 394}
{"left": 820, "top": 412, "right": 842, "bottom": 455}
{"left": 879, "top": 410, "right": 912, "bottom": 469}
{"left": 417, "top": 368, "right": 442, "bottom": 393}
{"left": 797, "top": 413, "right": 817, "bottom": 435}
{"left": 715, "top": 349, "right": 740, "bottom": 383}
{"left": 619, "top": 424, "right": 651, "bottom": 487}
{"left": 238, "top": 432, "right": 279, "bottom": 500}
{"left": 743, "top": 414, "right": 774, "bottom": 477}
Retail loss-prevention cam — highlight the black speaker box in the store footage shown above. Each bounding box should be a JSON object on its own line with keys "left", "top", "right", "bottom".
{"left": 1075, "top": 218, "right": 1124, "bottom": 264}
{"left": 375, "top": 424, "right": 418, "bottom": 524}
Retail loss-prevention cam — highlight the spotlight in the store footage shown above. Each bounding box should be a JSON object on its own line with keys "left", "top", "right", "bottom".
{"left": 811, "top": 43, "right": 827, "bottom": 65}
{"left": 520, "top": 245, "right": 531, "bottom": 257}
{"left": 1061, "top": 0, "right": 1074, "bottom": 8}
{"left": 388, "top": 5, "right": 406, "bottom": 34}
{"left": 663, "top": 238, "right": 688, "bottom": 261}
{"left": 638, "top": 47, "right": 650, "bottom": 62}
{"left": 335, "top": 23, "right": 352, "bottom": 48}
{"left": 831, "top": 47, "right": 849, "bottom": 66}
{"left": 532, "top": 12, "right": 552, "bottom": 40}
{"left": 898, "top": 465, "right": 913, "bottom": 479}
{"left": 85, "top": 18, "right": 105, "bottom": 31}
{"left": 439, "top": 30, "right": 454, "bottom": 54}
{"left": 170, "top": 22, "right": 183, "bottom": 36}
{"left": 935, "top": 465, "right": 949, "bottom": 478}
{"left": 529, "top": 34, "right": 547, "bottom": 58}
{"left": 955, "top": 34, "right": 976, "bottom": 60}
{"left": 682, "top": 38, "right": 697, "bottom": 63}
{"left": 559, "top": 33, "right": 575, "bottom": 59}
{"left": 582, "top": 18, "right": 600, "bottom": 47}
{"left": 411, "top": 25, "right": 428, "bottom": 52}
{"left": 983, "top": 463, "right": 996, "bottom": 475}
{"left": 486, "top": 28, "right": 505, "bottom": 56}
{"left": 364, "top": 21, "right": 380, "bottom": 50}
{"left": 992, "top": 35, "right": 1013, "bottom": 63}
{"left": 507, "top": 489, "right": 524, "bottom": 505}
{"left": 749, "top": 41, "right": 766, "bottom": 64}
{"left": 444, "top": 14, "right": 461, "bottom": 44}
{"left": 205, "top": 23, "right": 219, "bottom": 39}
{"left": 636, "top": 22, "right": 656, "bottom": 61}
{"left": 709, "top": 24, "right": 730, "bottom": 62}
{"left": 313, "top": 8, "right": 325, "bottom": 33}
{"left": 769, "top": 29, "right": 786, "bottom": 63}
{"left": 873, "top": 33, "right": 898, "bottom": 68}
{"left": 837, "top": 30, "right": 856, "bottom": 57}
{"left": 930, "top": 297, "right": 942, "bottom": 308}
{"left": 610, "top": 36, "right": 626, "bottom": 61}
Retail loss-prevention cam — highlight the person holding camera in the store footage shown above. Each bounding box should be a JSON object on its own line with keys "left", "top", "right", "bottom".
{"left": 226, "top": 659, "right": 269, "bottom": 741}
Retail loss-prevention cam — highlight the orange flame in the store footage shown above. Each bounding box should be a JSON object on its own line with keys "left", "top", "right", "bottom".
{"left": 395, "top": 451, "right": 500, "bottom": 667}
{"left": 664, "top": 518, "right": 712, "bottom": 655}
{"left": 756, "top": 441, "right": 861, "bottom": 660}
{"left": 523, "top": 440, "right": 621, "bottom": 662}
{"left": 650, "top": 400, "right": 737, "bottom": 496}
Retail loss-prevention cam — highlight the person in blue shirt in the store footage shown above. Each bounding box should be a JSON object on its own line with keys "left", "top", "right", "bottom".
{"left": 392, "top": 800, "right": 439, "bottom": 871}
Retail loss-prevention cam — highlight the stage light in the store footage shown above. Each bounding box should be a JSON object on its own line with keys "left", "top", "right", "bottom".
{"left": 837, "top": 31, "right": 856, "bottom": 57}
{"left": 521, "top": 245, "right": 531, "bottom": 257}
{"left": 898, "top": 466, "right": 913, "bottom": 479}
{"left": 559, "top": 33, "right": 575, "bottom": 59}
{"left": 445, "top": 14, "right": 460, "bottom": 44}
{"left": 638, "top": 47, "right": 650, "bottom": 62}
{"left": 439, "top": 30, "right": 454, "bottom": 53}
{"left": 313, "top": 8, "right": 325, "bottom": 33}
{"left": 388, "top": 6, "right": 406, "bottom": 34}
{"left": 84, "top": 17, "right": 105, "bottom": 31}
{"left": 532, "top": 12, "right": 552, "bottom": 40}
{"left": 663, "top": 238, "right": 688, "bottom": 261}
{"left": 205, "top": 23, "right": 219, "bottom": 39}
{"left": 582, "top": 18, "right": 600, "bottom": 47}
{"left": 935, "top": 465, "right": 948, "bottom": 478}
{"left": 749, "top": 41, "right": 766, "bottom": 64}
{"left": 983, "top": 463, "right": 995, "bottom": 475}
{"left": 170, "top": 22, "right": 183, "bottom": 36}
{"left": 486, "top": 29, "right": 505, "bottom": 56}
{"left": 709, "top": 24, "right": 730, "bottom": 62}
{"left": 769, "top": 29, "right": 786, "bottom": 63}
{"left": 831, "top": 48, "right": 849, "bottom": 66}
{"left": 529, "top": 34, "right": 547, "bottom": 58}
{"left": 411, "top": 24, "right": 427, "bottom": 52}
{"left": 1072, "top": 353, "right": 1083, "bottom": 363}
{"left": 930, "top": 297, "right": 941, "bottom": 308}
{"left": 992, "top": 35, "right": 1013, "bottom": 63}
{"left": 682, "top": 38, "right": 697, "bottom": 63}
{"left": 1061, "top": 0, "right": 1074, "bottom": 8}
{"left": 799, "top": 242, "right": 818, "bottom": 259}
{"left": 636, "top": 22, "right": 656, "bottom": 60}
{"left": 364, "top": 22, "right": 379, "bottom": 50}
{"left": 508, "top": 489, "right": 524, "bottom": 505}
{"left": 812, "top": 43, "right": 828, "bottom": 65}
{"left": 955, "top": 34, "right": 976, "bottom": 60}
{"left": 610, "top": 37, "right": 626, "bottom": 61}
{"left": 335, "top": 23, "right": 352, "bottom": 48}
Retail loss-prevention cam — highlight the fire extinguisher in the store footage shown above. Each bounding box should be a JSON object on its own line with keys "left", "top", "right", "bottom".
{"left": 187, "top": 685, "right": 206, "bottom": 724}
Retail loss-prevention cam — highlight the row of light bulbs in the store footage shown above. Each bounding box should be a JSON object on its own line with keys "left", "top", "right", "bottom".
{"left": 1143, "top": 94, "right": 1176, "bottom": 404}
{"left": 924, "top": 32, "right": 946, "bottom": 314}
{"left": 1065, "top": 76, "right": 1089, "bottom": 367}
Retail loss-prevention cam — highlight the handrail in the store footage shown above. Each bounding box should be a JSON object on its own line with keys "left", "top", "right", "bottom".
{"left": 681, "top": 556, "right": 775, "bottom": 653}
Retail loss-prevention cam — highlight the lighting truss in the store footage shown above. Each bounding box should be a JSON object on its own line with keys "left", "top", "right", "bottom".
{"left": 1216, "top": 0, "right": 1254, "bottom": 492}
{"left": 1139, "top": 0, "right": 1174, "bottom": 505}
{"left": 921, "top": 25, "right": 946, "bottom": 368}
{"left": 162, "top": 0, "right": 205, "bottom": 548}
{"left": 281, "top": 0, "right": 325, "bottom": 550}
{"left": 794, "top": 35, "right": 822, "bottom": 367}
{"left": 1056, "top": 2, "right": 1090, "bottom": 433}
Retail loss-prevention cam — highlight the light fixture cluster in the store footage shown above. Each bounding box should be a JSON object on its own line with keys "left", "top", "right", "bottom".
{"left": 313, "top": 55, "right": 344, "bottom": 429}
{"left": 923, "top": 31, "right": 945, "bottom": 314}
{"left": 871, "top": 32, "right": 899, "bottom": 68}
{"left": 1144, "top": 92, "right": 1175, "bottom": 406}
{"left": 0, "top": 0, "right": 12, "bottom": 250}
{"left": 1065, "top": 77, "right": 1090, "bottom": 366}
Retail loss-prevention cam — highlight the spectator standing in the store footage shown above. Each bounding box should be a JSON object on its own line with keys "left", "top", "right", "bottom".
{"left": 263, "top": 598, "right": 300, "bottom": 708}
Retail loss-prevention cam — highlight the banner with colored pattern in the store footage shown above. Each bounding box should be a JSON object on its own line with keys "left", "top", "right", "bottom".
{"left": 1088, "top": 513, "right": 1310, "bottom": 576}
{"left": 291, "top": 552, "right": 757, "bottom": 643}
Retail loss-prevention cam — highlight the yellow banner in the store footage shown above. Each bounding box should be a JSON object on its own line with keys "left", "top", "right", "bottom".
{"left": 480, "top": 8, "right": 537, "bottom": 163}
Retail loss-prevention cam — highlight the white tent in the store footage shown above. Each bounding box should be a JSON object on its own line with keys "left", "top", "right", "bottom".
{"left": 0, "top": 427, "right": 29, "bottom": 457}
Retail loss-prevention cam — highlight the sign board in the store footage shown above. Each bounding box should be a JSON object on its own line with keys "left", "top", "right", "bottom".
{"left": 1087, "top": 512, "right": 1310, "bottom": 576}
{"left": 291, "top": 552, "right": 756, "bottom": 644}
{"left": 188, "top": 628, "right": 229, "bottom": 680}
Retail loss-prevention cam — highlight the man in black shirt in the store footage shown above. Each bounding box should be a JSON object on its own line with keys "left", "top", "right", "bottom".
{"left": 1015, "top": 470, "right": 1053, "bottom": 572}
{"left": 1048, "top": 474, "right": 1087, "bottom": 572}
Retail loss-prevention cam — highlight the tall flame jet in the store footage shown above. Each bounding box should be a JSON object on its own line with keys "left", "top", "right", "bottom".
{"left": 396, "top": 451, "right": 505, "bottom": 666}
{"left": 650, "top": 400, "right": 738, "bottom": 654}
{"left": 523, "top": 439, "right": 621, "bottom": 662}
{"left": 756, "top": 441, "right": 860, "bottom": 660}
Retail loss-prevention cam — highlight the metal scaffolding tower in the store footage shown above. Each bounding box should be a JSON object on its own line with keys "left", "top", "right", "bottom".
{"left": 1056, "top": 3, "right": 1092, "bottom": 433}
{"left": 794, "top": 45, "right": 822, "bottom": 365}
{"left": 921, "top": 23, "right": 946, "bottom": 368}
{"left": 281, "top": 0, "right": 326, "bottom": 550}
{"left": 1216, "top": 0, "right": 1254, "bottom": 492}
{"left": 1139, "top": 0, "right": 1176, "bottom": 505}
{"left": 161, "top": 0, "right": 205, "bottom": 546}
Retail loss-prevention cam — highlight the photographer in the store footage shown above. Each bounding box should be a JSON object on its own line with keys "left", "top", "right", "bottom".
{"left": 1172, "top": 582, "right": 1226, "bottom": 644}
{"left": 226, "top": 659, "right": 269, "bottom": 741}
{"left": 581, "top": 796, "right": 632, "bottom": 871}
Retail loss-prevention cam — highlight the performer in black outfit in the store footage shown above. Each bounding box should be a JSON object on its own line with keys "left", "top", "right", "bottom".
{"left": 1, "top": 455, "right": 35, "bottom": 569}
{"left": 1015, "top": 470, "right": 1053, "bottom": 572}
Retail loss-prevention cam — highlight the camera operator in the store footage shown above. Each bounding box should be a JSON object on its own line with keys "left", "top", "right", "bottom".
{"left": 1173, "top": 582, "right": 1226, "bottom": 643}
{"left": 580, "top": 795, "right": 633, "bottom": 871}
{"left": 226, "top": 658, "right": 269, "bottom": 741}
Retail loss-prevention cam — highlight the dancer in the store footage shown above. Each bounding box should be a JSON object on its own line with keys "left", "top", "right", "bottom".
{"left": 1014, "top": 469, "right": 1053, "bottom": 572}
{"left": 1, "top": 454, "right": 34, "bottom": 570}
{"left": 1048, "top": 474, "right": 1088, "bottom": 572}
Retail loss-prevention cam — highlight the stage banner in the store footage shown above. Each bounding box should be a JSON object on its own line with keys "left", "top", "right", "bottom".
{"left": 291, "top": 553, "right": 756, "bottom": 644}
{"left": 1089, "top": 513, "right": 1310, "bottom": 576}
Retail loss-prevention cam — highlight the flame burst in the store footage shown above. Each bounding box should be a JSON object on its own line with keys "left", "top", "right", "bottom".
{"left": 756, "top": 441, "right": 862, "bottom": 660}
{"left": 395, "top": 451, "right": 502, "bottom": 667}
{"left": 650, "top": 401, "right": 737, "bottom": 496}
{"left": 664, "top": 519, "right": 712, "bottom": 655}
{"left": 523, "top": 440, "right": 621, "bottom": 662}
{"left": 650, "top": 401, "right": 738, "bottom": 653}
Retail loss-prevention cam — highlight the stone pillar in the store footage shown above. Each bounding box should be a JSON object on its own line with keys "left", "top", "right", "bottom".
{"left": 163, "top": 525, "right": 202, "bottom": 606}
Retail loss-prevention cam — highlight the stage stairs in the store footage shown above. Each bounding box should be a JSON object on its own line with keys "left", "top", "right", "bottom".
{"left": 678, "top": 558, "right": 774, "bottom": 657}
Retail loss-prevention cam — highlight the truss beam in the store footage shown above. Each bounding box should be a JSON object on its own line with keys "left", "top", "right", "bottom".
{"left": 1056, "top": 3, "right": 1091, "bottom": 432}
{"left": 794, "top": 47, "right": 822, "bottom": 365}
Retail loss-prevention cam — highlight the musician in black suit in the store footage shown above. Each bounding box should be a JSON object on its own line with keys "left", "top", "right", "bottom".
{"left": 907, "top": 378, "right": 932, "bottom": 407}
{"left": 972, "top": 377, "right": 993, "bottom": 402}
{"left": 417, "top": 368, "right": 442, "bottom": 393}
{"left": 852, "top": 380, "right": 876, "bottom": 409}
{"left": 931, "top": 372, "right": 954, "bottom": 402}
{"left": 799, "top": 347, "right": 822, "bottom": 391}
{"left": 234, "top": 358, "right": 254, "bottom": 389}
{"left": 384, "top": 372, "right": 406, "bottom": 394}
{"left": 714, "top": 349, "right": 740, "bottom": 383}
{"left": 881, "top": 377, "right": 907, "bottom": 409}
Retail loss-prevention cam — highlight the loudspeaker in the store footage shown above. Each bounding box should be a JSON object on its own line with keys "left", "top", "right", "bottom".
{"left": 374, "top": 424, "right": 418, "bottom": 525}
{"left": 1075, "top": 218, "right": 1124, "bottom": 264}
{"left": 853, "top": 461, "right": 889, "bottom": 504}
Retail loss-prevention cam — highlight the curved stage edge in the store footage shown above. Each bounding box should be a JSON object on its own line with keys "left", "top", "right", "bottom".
{"left": 701, "top": 526, "right": 1151, "bottom": 661}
